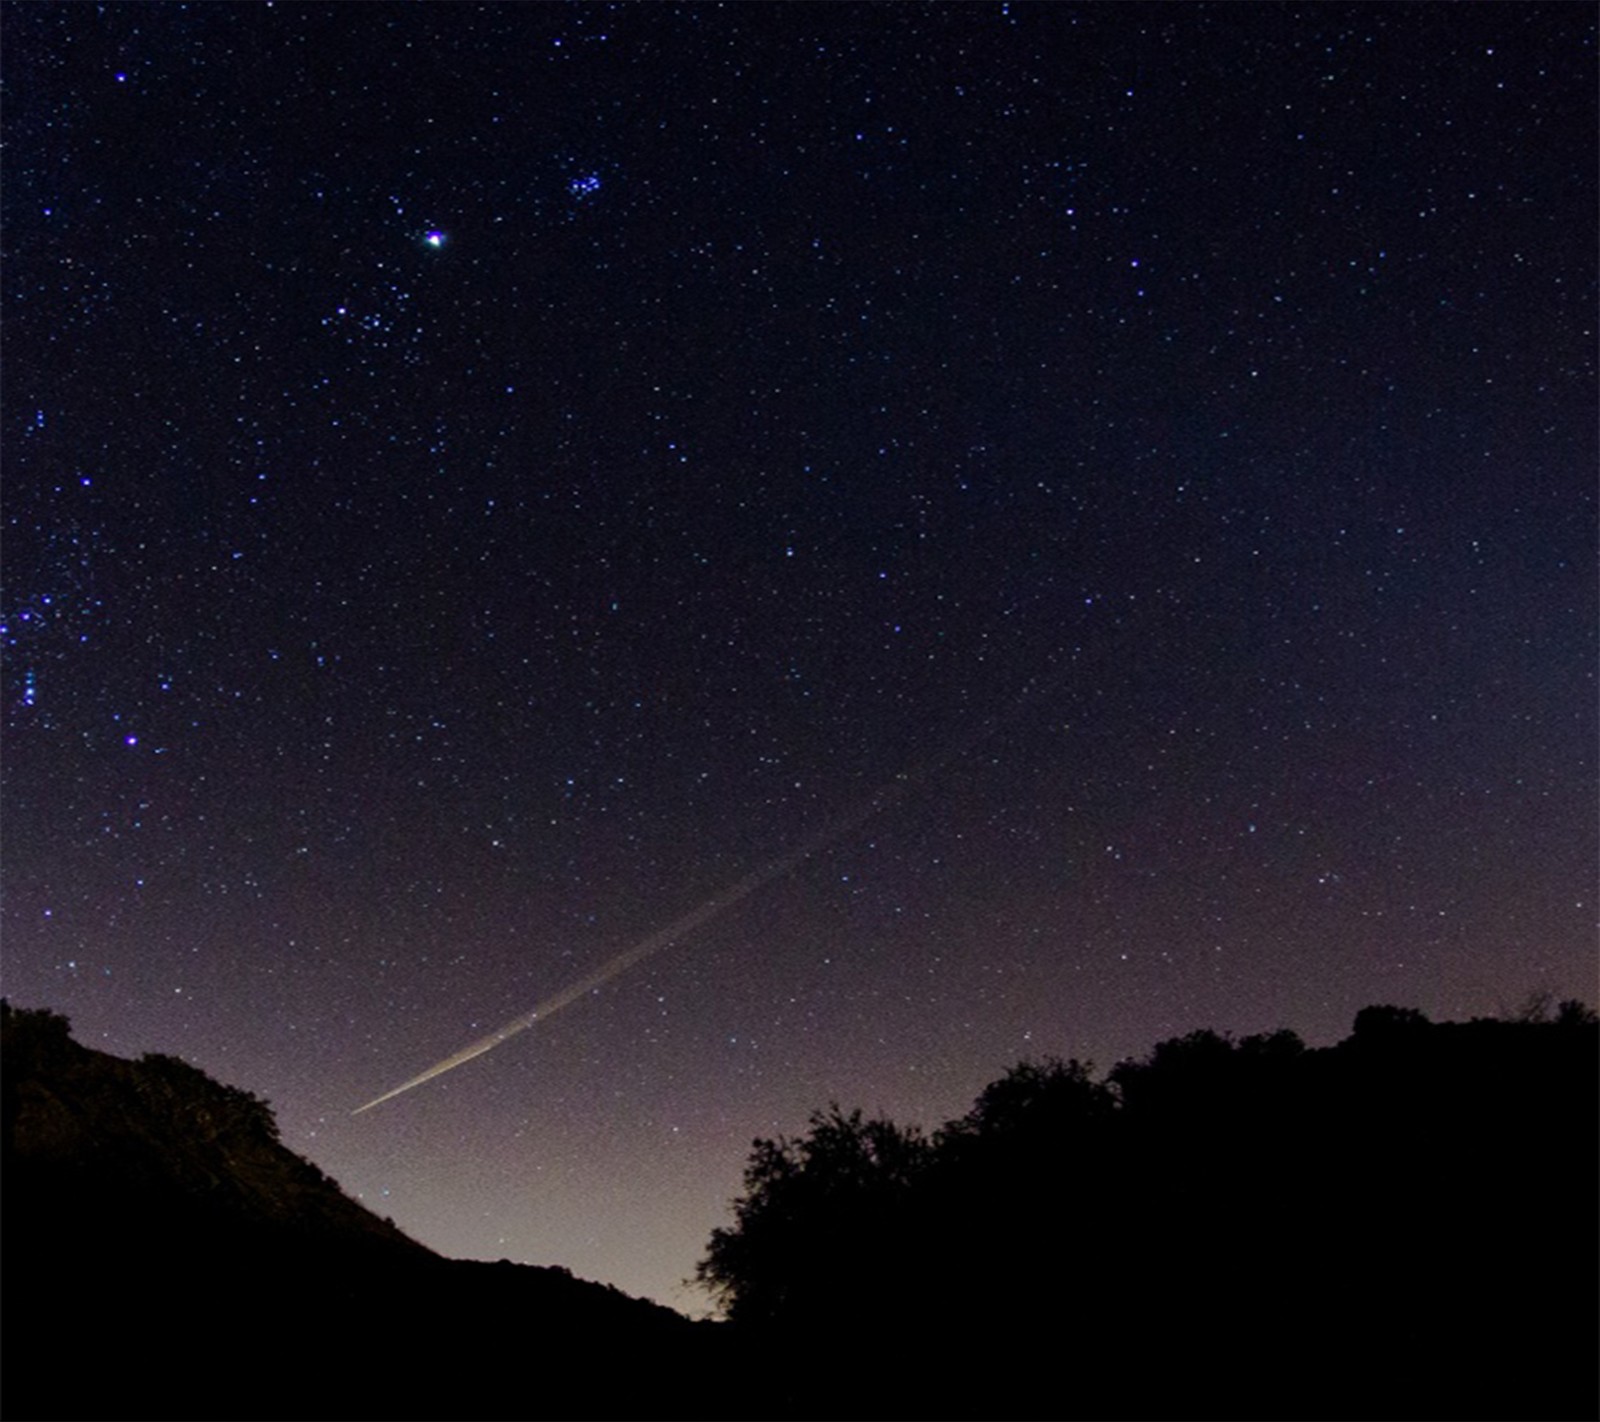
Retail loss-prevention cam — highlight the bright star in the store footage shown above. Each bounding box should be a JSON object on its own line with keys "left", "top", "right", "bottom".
{"left": 423, "top": 230, "right": 446, "bottom": 248}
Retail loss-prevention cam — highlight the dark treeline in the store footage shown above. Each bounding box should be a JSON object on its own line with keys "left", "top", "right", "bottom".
{"left": 699, "top": 1001, "right": 1598, "bottom": 1421}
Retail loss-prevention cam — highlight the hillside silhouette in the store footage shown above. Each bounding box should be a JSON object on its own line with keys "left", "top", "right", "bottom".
{"left": 5, "top": 999, "right": 1594, "bottom": 1421}
{"left": 1, "top": 1002, "right": 733, "bottom": 1422}
{"left": 699, "top": 1000, "right": 1598, "bottom": 1421}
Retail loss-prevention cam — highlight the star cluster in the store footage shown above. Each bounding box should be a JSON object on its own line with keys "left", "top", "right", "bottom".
{"left": 2, "top": 4, "right": 1593, "bottom": 1312}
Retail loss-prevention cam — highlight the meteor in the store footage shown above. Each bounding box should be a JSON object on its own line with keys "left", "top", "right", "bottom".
{"left": 352, "top": 668, "right": 1065, "bottom": 1114}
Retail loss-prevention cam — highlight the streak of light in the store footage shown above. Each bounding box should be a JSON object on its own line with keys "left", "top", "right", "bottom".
{"left": 352, "top": 668, "right": 1067, "bottom": 1115}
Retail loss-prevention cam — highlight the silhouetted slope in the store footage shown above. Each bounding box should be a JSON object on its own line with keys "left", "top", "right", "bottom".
{"left": 1, "top": 1003, "right": 733, "bottom": 1422}
{"left": 3, "top": 1001, "right": 425, "bottom": 1259}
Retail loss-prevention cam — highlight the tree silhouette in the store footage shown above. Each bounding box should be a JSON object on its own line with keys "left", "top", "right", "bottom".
{"left": 697, "top": 1106, "right": 928, "bottom": 1329}
{"left": 1556, "top": 997, "right": 1599, "bottom": 1028}
{"left": 697, "top": 1003, "right": 1598, "bottom": 1421}
{"left": 937, "top": 1055, "right": 1112, "bottom": 1149}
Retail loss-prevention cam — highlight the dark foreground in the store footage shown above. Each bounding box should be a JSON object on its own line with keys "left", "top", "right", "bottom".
{"left": 4, "top": 1000, "right": 1595, "bottom": 1420}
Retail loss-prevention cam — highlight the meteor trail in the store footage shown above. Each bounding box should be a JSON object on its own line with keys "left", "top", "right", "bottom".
{"left": 352, "top": 669, "right": 1065, "bottom": 1114}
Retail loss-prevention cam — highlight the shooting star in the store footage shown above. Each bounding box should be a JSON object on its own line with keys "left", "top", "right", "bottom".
{"left": 352, "top": 669, "right": 1066, "bottom": 1114}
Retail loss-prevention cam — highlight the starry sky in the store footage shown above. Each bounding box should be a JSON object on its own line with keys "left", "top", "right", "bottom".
{"left": 3, "top": 3, "right": 1594, "bottom": 1312}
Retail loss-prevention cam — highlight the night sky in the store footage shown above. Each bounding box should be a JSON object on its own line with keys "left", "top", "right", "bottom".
{"left": 3, "top": 3, "right": 1594, "bottom": 1312}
